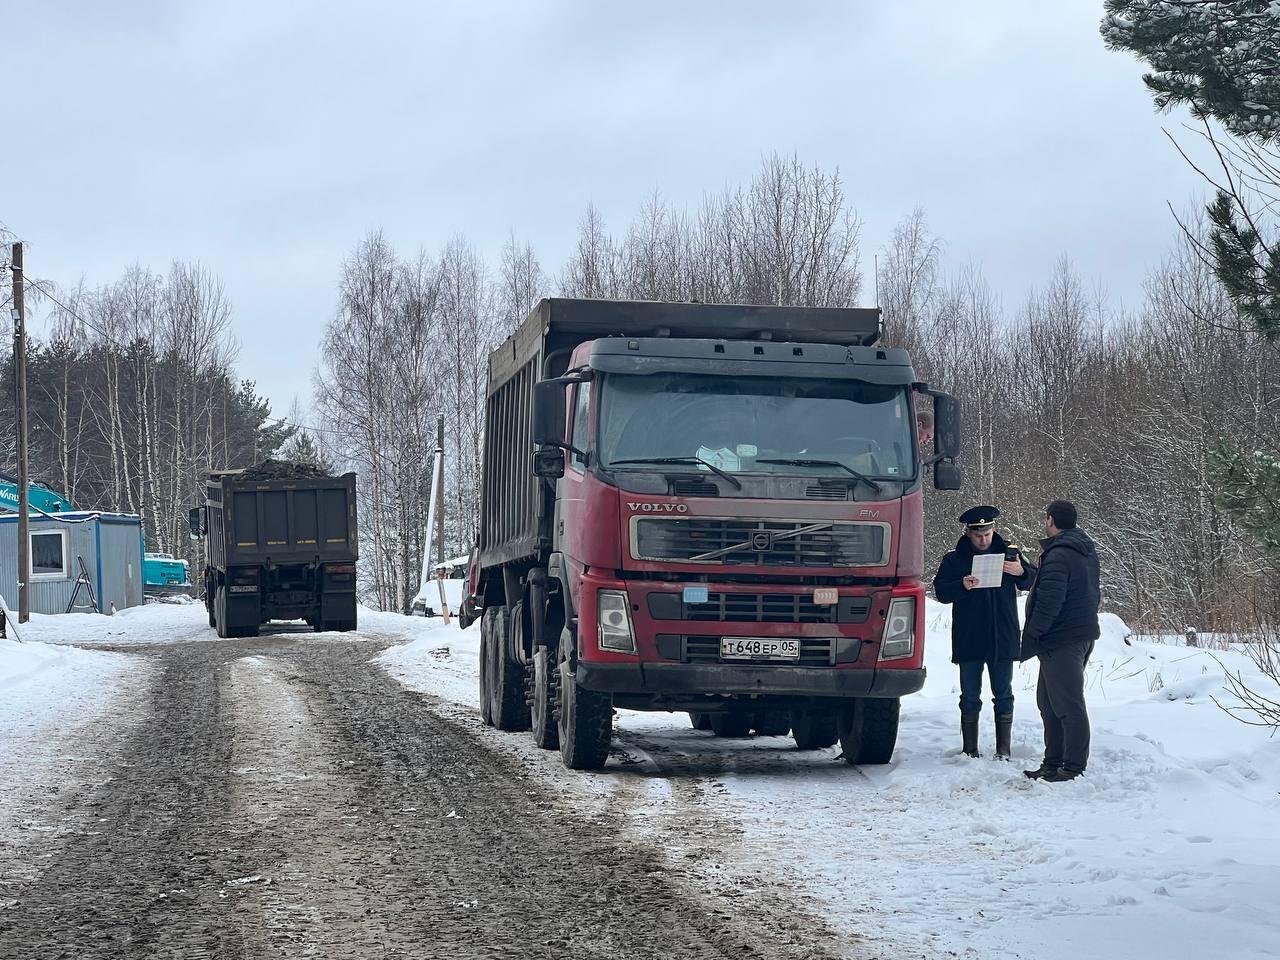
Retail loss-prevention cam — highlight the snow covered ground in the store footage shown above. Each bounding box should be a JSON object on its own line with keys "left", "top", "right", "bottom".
{"left": 376, "top": 601, "right": 1280, "bottom": 960}
{"left": 0, "top": 604, "right": 169, "bottom": 878}
{"left": 6, "top": 598, "right": 1277, "bottom": 958}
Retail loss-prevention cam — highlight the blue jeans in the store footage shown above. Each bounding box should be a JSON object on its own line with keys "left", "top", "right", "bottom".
{"left": 959, "top": 660, "right": 1014, "bottom": 717}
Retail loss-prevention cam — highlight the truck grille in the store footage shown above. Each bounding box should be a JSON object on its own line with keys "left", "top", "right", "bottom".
{"left": 684, "top": 635, "right": 834, "bottom": 666}
{"left": 632, "top": 518, "right": 887, "bottom": 567}
{"left": 647, "top": 592, "right": 872, "bottom": 625}
{"left": 689, "top": 592, "right": 833, "bottom": 623}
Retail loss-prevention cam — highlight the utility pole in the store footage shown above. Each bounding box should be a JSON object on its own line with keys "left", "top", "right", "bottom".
{"left": 11, "top": 243, "right": 30, "bottom": 623}
{"left": 435, "top": 415, "right": 446, "bottom": 567}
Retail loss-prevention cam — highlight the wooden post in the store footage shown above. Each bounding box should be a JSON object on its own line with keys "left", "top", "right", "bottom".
{"left": 11, "top": 243, "right": 30, "bottom": 623}
{"left": 436, "top": 567, "right": 451, "bottom": 625}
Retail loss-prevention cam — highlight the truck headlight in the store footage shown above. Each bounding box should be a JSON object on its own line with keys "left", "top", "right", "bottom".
{"left": 597, "top": 590, "right": 637, "bottom": 653}
{"left": 879, "top": 597, "right": 915, "bottom": 661}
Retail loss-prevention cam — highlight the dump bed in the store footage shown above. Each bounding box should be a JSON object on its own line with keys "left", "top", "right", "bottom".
{"left": 206, "top": 472, "right": 358, "bottom": 571}
{"left": 478, "top": 298, "right": 882, "bottom": 570}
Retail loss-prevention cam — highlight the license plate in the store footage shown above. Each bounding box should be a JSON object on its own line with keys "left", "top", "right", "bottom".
{"left": 720, "top": 637, "right": 801, "bottom": 661}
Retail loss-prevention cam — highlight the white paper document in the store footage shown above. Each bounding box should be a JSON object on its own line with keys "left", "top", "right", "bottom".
{"left": 969, "top": 553, "right": 1005, "bottom": 589}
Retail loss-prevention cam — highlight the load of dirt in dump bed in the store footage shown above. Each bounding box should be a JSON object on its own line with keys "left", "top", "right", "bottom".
{"left": 234, "top": 459, "right": 331, "bottom": 481}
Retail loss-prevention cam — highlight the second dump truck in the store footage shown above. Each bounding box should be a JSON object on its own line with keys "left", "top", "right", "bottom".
{"left": 189, "top": 464, "right": 359, "bottom": 637}
{"left": 476, "top": 298, "right": 962, "bottom": 770}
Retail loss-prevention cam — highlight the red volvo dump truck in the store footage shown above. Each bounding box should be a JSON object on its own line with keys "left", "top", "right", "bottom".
{"left": 476, "top": 299, "right": 961, "bottom": 770}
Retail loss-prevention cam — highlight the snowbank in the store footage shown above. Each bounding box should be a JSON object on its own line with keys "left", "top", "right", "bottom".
{"left": 0, "top": 630, "right": 151, "bottom": 851}
{"left": 14, "top": 598, "right": 211, "bottom": 647}
{"left": 373, "top": 599, "right": 1280, "bottom": 960}
{"left": 374, "top": 611, "right": 480, "bottom": 709}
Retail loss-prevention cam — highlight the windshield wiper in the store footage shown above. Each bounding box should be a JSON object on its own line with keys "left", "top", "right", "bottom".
{"left": 608, "top": 456, "right": 743, "bottom": 490}
{"left": 755, "top": 458, "right": 883, "bottom": 493}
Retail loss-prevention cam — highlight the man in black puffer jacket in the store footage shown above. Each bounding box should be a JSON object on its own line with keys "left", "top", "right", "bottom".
{"left": 934, "top": 506, "right": 1036, "bottom": 760}
{"left": 1021, "top": 500, "right": 1102, "bottom": 783}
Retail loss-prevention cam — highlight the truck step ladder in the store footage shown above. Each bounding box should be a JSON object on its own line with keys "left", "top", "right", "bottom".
{"left": 65, "top": 556, "right": 99, "bottom": 614}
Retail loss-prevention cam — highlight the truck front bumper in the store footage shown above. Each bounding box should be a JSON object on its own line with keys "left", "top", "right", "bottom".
{"left": 577, "top": 662, "right": 925, "bottom": 699}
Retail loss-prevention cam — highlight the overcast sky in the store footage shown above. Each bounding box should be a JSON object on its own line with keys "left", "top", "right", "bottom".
{"left": 5, "top": 2, "right": 1205, "bottom": 418}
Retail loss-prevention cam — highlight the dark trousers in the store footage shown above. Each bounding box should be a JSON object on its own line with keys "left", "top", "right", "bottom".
{"left": 958, "top": 659, "right": 1014, "bottom": 716}
{"left": 1036, "top": 640, "right": 1093, "bottom": 774}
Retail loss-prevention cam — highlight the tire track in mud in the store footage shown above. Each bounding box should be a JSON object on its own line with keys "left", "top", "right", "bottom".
{"left": 0, "top": 638, "right": 881, "bottom": 959}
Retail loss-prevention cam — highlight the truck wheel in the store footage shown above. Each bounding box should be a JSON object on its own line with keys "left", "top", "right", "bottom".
{"left": 214, "top": 586, "right": 231, "bottom": 639}
{"left": 753, "top": 709, "right": 792, "bottom": 737}
{"left": 556, "top": 639, "right": 612, "bottom": 770}
{"left": 530, "top": 646, "right": 559, "bottom": 750}
{"left": 838, "top": 697, "right": 900, "bottom": 765}
{"left": 688, "top": 712, "right": 713, "bottom": 731}
{"left": 490, "top": 607, "right": 531, "bottom": 732}
{"left": 710, "top": 712, "right": 754, "bottom": 738}
{"left": 206, "top": 579, "right": 216, "bottom": 628}
{"left": 790, "top": 709, "right": 839, "bottom": 750}
{"left": 478, "top": 608, "right": 496, "bottom": 726}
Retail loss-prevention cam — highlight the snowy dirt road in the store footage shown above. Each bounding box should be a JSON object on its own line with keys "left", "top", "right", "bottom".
{"left": 0, "top": 630, "right": 860, "bottom": 960}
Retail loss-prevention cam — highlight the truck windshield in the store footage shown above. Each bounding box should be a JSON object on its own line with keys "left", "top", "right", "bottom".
{"left": 597, "top": 373, "right": 915, "bottom": 480}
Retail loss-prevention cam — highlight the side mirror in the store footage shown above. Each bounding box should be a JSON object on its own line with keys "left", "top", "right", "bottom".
{"left": 533, "top": 446, "right": 566, "bottom": 479}
{"left": 532, "top": 380, "right": 566, "bottom": 446}
{"left": 188, "top": 506, "right": 205, "bottom": 540}
{"left": 933, "top": 460, "right": 963, "bottom": 491}
{"left": 934, "top": 394, "right": 961, "bottom": 460}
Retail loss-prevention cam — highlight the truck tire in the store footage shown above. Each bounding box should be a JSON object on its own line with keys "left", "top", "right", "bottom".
{"left": 556, "top": 640, "right": 612, "bottom": 770}
{"left": 688, "top": 712, "right": 713, "bottom": 731}
{"left": 753, "top": 709, "right": 792, "bottom": 737}
{"left": 838, "top": 697, "right": 900, "bottom": 765}
{"left": 710, "top": 712, "right": 754, "bottom": 738}
{"left": 490, "top": 607, "right": 531, "bottom": 732}
{"left": 478, "top": 608, "right": 496, "bottom": 726}
{"left": 530, "top": 646, "right": 559, "bottom": 750}
{"left": 790, "top": 709, "right": 839, "bottom": 750}
{"left": 206, "top": 578, "right": 216, "bottom": 628}
{"left": 214, "top": 586, "right": 231, "bottom": 639}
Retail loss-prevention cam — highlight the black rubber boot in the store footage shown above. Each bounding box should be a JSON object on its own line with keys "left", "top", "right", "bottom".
{"left": 995, "top": 714, "right": 1013, "bottom": 760}
{"left": 961, "top": 714, "right": 981, "bottom": 758}
{"left": 1023, "top": 762, "right": 1061, "bottom": 780}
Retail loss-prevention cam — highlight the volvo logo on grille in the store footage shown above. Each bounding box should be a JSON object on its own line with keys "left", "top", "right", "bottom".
{"left": 750, "top": 531, "right": 773, "bottom": 551}
{"left": 627, "top": 502, "right": 689, "bottom": 513}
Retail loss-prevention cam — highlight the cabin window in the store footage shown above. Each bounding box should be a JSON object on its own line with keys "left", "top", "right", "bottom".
{"left": 31, "top": 529, "right": 70, "bottom": 581}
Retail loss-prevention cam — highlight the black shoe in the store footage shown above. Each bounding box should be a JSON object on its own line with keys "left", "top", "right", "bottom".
{"left": 961, "top": 714, "right": 981, "bottom": 758}
{"left": 1041, "top": 768, "right": 1083, "bottom": 783}
{"left": 1023, "top": 763, "right": 1061, "bottom": 780}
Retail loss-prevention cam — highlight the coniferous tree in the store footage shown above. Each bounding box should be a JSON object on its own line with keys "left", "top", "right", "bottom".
{"left": 1103, "top": 0, "right": 1280, "bottom": 557}
{"left": 1102, "top": 1, "right": 1280, "bottom": 141}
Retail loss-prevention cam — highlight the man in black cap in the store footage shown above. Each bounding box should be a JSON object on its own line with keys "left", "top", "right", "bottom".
{"left": 934, "top": 505, "right": 1036, "bottom": 759}
{"left": 1021, "top": 500, "right": 1101, "bottom": 783}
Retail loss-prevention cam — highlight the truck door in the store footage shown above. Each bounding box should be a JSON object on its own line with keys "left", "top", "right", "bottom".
{"left": 556, "top": 378, "right": 592, "bottom": 569}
